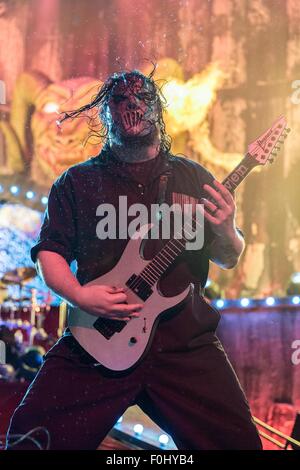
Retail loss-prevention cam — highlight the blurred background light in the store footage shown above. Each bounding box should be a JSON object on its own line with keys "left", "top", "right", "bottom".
{"left": 287, "top": 273, "right": 300, "bottom": 296}
{"left": 266, "top": 297, "right": 275, "bottom": 306}
{"left": 25, "top": 191, "right": 35, "bottom": 200}
{"left": 158, "top": 434, "right": 170, "bottom": 445}
{"left": 10, "top": 186, "right": 19, "bottom": 195}
{"left": 292, "top": 296, "right": 300, "bottom": 305}
{"left": 133, "top": 424, "right": 144, "bottom": 435}
{"left": 41, "top": 196, "right": 48, "bottom": 205}
{"left": 216, "top": 299, "right": 225, "bottom": 308}
{"left": 240, "top": 298, "right": 250, "bottom": 307}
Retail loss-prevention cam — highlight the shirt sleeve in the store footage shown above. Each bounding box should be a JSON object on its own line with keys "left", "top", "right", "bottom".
{"left": 30, "top": 171, "right": 77, "bottom": 264}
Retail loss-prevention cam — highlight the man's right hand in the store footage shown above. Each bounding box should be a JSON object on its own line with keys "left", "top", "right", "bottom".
{"left": 73, "top": 284, "right": 143, "bottom": 321}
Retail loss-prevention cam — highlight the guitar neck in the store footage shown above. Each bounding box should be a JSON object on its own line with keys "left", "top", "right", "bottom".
{"left": 221, "top": 153, "right": 257, "bottom": 194}
{"left": 138, "top": 154, "right": 258, "bottom": 287}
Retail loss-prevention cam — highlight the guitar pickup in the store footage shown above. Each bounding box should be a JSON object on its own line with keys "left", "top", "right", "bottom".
{"left": 93, "top": 317, "right": 126, "bottom": 340}
{"left": 126, "top": 274, "right": 153, "bottom": 301}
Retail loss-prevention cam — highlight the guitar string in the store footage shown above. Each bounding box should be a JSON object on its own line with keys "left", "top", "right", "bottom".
{"left": 127, "top": 182, "right": 231, "bottom": 294}
{"left": 129, "top": 187, "right": 221, "bottom": 291}
{"left": 127, "top": 212, "right": 202, "bottom": 297}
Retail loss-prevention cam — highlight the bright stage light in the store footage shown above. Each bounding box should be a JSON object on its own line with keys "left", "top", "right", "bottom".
{"left": 292, "top": 296, "right": 300, "bottom": 305}
{"left": 158, "top": 434, "right": 169, "bottom": 445}
{"left": 216, "top": 299, "right": 225, "bottom": 308}
{"left": 10, "top": 185, "right": 19, "bottom": 195}
{"left": 133, "top": 424, "right": 144, "bottom": 435}
{"left": 266, "top": 297, "right": 275, "bottom": 306}
{"left": 291, "top": 273, "right": 300, "bottom": 284}
{"left": 240, "top": 298, "right": 250, "bottom": 307}
{"left": 116, "top": 416, "right": 123, "bottom": 424}
{"left": 43, "top": 102, "right": 59, "bottom": 114}
{"left": 41, "top": 196, "right": 48, "bottom": 205}
{"left": 287, "top": 273, "right": 300, "bottom": 296}
{"left": 26, "top": 191, "right": 35, "bottom": 199}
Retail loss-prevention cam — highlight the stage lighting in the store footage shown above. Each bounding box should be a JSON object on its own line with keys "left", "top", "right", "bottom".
{"left": 10, "top": 185, "right": 19, "bottom": 195}
{"left": 117, "top": 416, "right": 123, "bottom": 424}
{"left": 292, "top": 273, "right": 300, "bottom": 283}
{"left": 158, "top": 434, "right": 169, "bottom": 446}
{"left": 41, "top": 196, "right": 48, "bottom": 205}
{"left": 133, "top": 424, "right": 144, "bottom": 435}
{"left": 292, "top": 296, "right": 300, "bottom": 305}
{"left": 26, "top": 190, "right": 35, "bottom": 199}
{"left": 287, "top": 272, "right": 300, "bottom": 295}
{"left": 240, "top": 298, "right": 250, "bottom": 307}
{"left": 216, "top": 299, "right": 225, "bottom": 309}
{"left": 266, "top": 297, "right": 275, "bottom": 306}
{"left": 43, "top": 102, "right": 59, "bottom": 114}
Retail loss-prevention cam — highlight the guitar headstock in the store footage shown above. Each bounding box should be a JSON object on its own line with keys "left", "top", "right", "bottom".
{"left": 247, "top": 115, "right": 290, "bottom": 166}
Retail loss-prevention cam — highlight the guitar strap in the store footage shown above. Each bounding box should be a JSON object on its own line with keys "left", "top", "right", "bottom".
{"left": 157, "top": 173, "right": 170, "bottom": 206}
{"left": 156, "top": 166, "right": 205, "bottom": 298}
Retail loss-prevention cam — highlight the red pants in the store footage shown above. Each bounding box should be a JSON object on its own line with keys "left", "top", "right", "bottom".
{"left": 6, "top": 330, "right": 262, "bottom": 450}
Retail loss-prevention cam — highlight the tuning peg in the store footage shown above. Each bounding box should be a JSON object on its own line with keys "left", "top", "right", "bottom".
{"left": 285, "top": 127, "right": 291, "bottom": 133}
{"left": 271, "top": 152, "right": 277, "bottom": 157}
{"left": 274, "top": 146, "right": 280, "bottom": 150}
{"left": 278, "top": 139, "right": 284, "bottom": 144}
{"left": 269, "top": 158, "right": 274, "bottom": 163}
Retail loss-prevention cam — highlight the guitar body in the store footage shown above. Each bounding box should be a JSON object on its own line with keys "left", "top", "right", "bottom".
{"left": 68, "top": 227, "right": 192, "bottom": 372}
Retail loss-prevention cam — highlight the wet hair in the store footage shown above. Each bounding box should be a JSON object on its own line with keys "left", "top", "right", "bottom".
{"left": 59, "top": 67, "right": 172, "bottom": 153}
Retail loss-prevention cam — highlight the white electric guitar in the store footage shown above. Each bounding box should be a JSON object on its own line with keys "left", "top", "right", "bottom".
{"left": 68, "top": 115, "right": 290, "bottom": 372}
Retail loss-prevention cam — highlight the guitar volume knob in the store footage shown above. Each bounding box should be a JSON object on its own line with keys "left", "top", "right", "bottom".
{"left": 129, "top": 337, "right": 137, "bottom": 344}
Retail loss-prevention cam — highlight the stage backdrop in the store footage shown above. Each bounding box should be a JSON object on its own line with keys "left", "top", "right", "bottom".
{"left": 1, "top": 0, "right": 300, "bottom": 299}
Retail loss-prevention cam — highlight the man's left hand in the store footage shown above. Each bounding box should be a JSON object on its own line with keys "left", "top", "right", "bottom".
{"left": 202, "top": 180, "right": 236, "bottom": 237}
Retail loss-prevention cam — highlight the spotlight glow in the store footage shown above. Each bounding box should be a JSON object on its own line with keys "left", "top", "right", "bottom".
{"left": 216, "top": 299, "right": 225, "bottom": 308}
{"left": 133, "top": 424, "right": 144, "bottom": 435}
{"left": 240, "top": 298, "right": 250, "bottom": 307}
{"left": 158, "top": 434, "right": 169, "bottom": 445}
{"left": 43, "top": 102, "right": 59, "bottom": 114}
{"left": 266, "top": 297, "right": 275, "bottom": 306}
{"left": 291, "top": 272, "right": 300, "bottom": 284}
{"left": 26, "top": 191, "right": 35, "bottom": 200}
{"left": 41, "top": 196, "right": 48, "bottom": 205}
{"left": 10, "top": 185, "right": 19, "bottom": 195}
{"left": 292, "top": 296, "right": 300, "bottom": 305}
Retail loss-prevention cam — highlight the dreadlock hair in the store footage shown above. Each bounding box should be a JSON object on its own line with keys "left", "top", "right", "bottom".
{"left": 58, "top": 66, "right": 172, "bottom": 154}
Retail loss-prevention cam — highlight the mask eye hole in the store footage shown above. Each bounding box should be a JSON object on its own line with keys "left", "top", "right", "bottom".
{"left": 135, "top": 92, "right": 158, "bottom": 106}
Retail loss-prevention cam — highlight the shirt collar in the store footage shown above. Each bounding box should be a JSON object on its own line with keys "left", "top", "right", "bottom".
{"left": 93, "top": 145, "right": 173, "bottom": 182}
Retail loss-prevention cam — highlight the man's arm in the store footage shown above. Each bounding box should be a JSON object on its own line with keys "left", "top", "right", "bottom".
{"left": 36, "top": 250, "right": 83, "bottom": 307}
{"left": 207, "top": 226, "right": 245, "bottom": 269}
{"left": 36, "top": 250, "right": 143, "bottom": 320}
{"left": 201, "top": 180, "right": 245, "bottom": 269}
